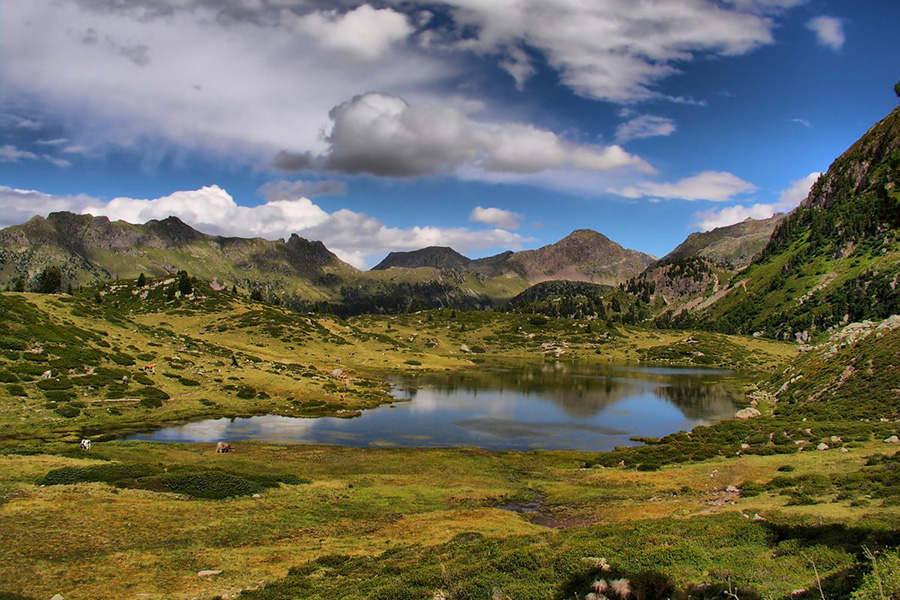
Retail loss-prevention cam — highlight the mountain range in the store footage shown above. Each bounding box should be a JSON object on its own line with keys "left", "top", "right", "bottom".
{"left": 3, "top": 104, "right": 898, "bottom": 329}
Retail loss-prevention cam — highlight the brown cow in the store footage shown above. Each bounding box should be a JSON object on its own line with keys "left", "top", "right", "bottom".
{"left": 215, "top": 442, "right": 232, "bottom": 453}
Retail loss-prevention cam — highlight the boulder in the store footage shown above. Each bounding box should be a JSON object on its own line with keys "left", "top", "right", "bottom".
{"left": 884, "top": 435, "right": 900, "bottom": 443}
{"left": 198, "top": 570, "right": 223, "bottom": 577}
{"left": 735, "top": 407, "right": 761, "bottom": 420}
{"left": 817, "top": 443, "right": 829, "bottom": 451}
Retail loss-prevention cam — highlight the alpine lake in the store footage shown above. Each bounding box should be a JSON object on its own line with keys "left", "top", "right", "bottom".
{"left": 125, "top": 361, "right": 744, "bottom": 451}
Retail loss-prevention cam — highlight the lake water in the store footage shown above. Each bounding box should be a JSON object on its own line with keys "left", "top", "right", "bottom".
{"left": 125, "top": 362, "right": 742, "bottom": 451}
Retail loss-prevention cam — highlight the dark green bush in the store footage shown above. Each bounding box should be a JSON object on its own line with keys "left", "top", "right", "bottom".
{"left": 236, "top": 386, "right": 257, "bottom": 399}
{"left": 178, "top": 377, "right": 200, "bottom": 386}
{"left": 54, "top": 404, "right": 81, "bottom": 418}
{"left": 139, "top": 397, "right": 163, "bottom": 409}
{"left": 6, "top": 384, "right": 27, "bottom": 397}
{"left": 44, "top": 390, "right": 76, "bottom": 402}
{"left": 137, "top": 387, "right": 170, "bottom": 400}
{"left": 37, "top": 377, "right": 74, "bottom": 390}
{"left": 132, "top": 372, "right": 153, "bottom": 385}
{"left": 0, "top": 371, "right": 17, "bottom": 383}
{"left": 39, "top": 462, "right": 159, "bottom": 486}
{"left": 134, "top": 470, "right": 264, "bottom": 499}
{"left": 109, "top": 353, "right": 135, "bottom": 366}
{"left": 0, "top": 337, "right": 26, "bottom": 351}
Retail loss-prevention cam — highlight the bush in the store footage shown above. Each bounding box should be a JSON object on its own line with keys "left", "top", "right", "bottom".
{"left": 6, "top": 384, "right": 27, "bottom": 397}
{"left": 138, "top": 387, "right": 170, "bottom": 400}
{"left": 135, "top": 470, "right": 264, "bottom": 499}
{"left": 109, "top": 353, "right": 135, "bottom": 366}
{"left": 236, "top": 386, "right": 257, "bottom": 399}
{"left": 37, "top": 377, "right": 74, "bottom": 390}
{"left": 39, "top": 463, "right": 159, "bottom": 486}
{"left": 139, "top": 397, "right": 163, "bottom": 409}
{"left": 0, "top": 337, "right": 26, "bottom": 351}
{"left": 0, "top": 370, "right": 18, "bottom": 383}
{"left": 44, "top": 390, "right": 76, "bottom": 402}
{"left": 54, "top": 404, "right": 81, "bottom": 418}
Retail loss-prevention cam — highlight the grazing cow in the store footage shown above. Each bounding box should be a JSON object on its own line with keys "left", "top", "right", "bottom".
{"left": 216, "top": 441, "right": 232, "bottom": 454}
{"left": 80, "top": 439, "right": 92, "bottom": 451}
{"left": 143, "top": 364, "right": 156, "bottom": 373}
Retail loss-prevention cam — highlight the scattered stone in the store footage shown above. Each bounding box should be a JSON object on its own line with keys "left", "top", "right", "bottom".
{"left": 50, "top": 595, "right": 65, "bottom": 600}
{"left": 726, "top": 485, "right": 740, "bottom": 494}
{"left": 752, "top": 513, "right": 766, "bottom": 522}
{"left": 252, "top": 493, "right": 262, "bottom": 499}
{"left": 42, "top": 370, "right": 52, "bottom": 379}
{"left": 709, "top": 469, "right": 718, "bottom": 478}
{"left": 741, "top": 443, "right": 750, "bottom": 450}
{"left": 198, "top": 570, "right": 223, "bottom": 577}
{"left": 735, "top": 407, "right": 761, "bottom": 420}
{"left": 884, "top": 435, "right": 900, "bottom": 443}
{"left": 830, "top": 436, "right": 843, "bottom": 443}
{"left": 459, "top": 344, "right": 470, "bottom": 353}
{"left": 841, "top": 447, "right": 850, "bottom": 453}
{"left": 817, "top": 443, "right": 829, "bottom": 451}
{"left": 749, "top": 400, "right": 758, "bottom": 408}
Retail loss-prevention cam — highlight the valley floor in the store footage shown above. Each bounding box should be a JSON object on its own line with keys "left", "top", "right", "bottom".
{"left": 1, "top": 288, "right": 899, "bottom": 600}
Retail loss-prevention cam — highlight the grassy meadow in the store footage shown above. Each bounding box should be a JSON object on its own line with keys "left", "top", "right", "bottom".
{"left": 1, "top": 279, "right": 898, "bottom": 600}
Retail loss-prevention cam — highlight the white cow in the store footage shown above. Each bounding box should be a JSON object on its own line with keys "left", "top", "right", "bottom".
{"left": 80, "top": 439, "right": 92, "bottom": 450}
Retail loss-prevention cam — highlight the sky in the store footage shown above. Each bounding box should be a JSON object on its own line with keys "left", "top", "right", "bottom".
{"left": 1, "top": 0, "right": 898, "bottom": 269}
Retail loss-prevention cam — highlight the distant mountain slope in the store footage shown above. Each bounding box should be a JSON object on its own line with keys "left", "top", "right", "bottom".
{"left": 667, "top": 106, "right": 900, "bottom": 339}
{"left": 371, "top": 230, "right": 653, "bottom": 287}
{"left": 493, "top": 229, "right": 655, "bottom": 285}
{"left": 372, "top": 247, "right": 471, "bottom": 270}
{"left": 0, "top": 212, "right": 358, "bottom": 300}
{"left": 661, "top": 215, "right": 784, "bottom": 269}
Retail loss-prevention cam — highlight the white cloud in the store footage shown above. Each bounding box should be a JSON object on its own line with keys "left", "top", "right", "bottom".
{"left": 0, "top": 0, "right": 806, "bottom": 182}
{"left": 807, "top": 16, "right": 845, "bottom": 51}
{"left": 291, "top": 5, "right": 413, "bottom": 62}
{"left": 612, "top": 171, "right": 756, "bottom": 202}
{"left": 1, "top": 2, "right": 448, "bottom": 164}
{"left": 0, "top": 184, "right": 527, "bottom": 269}
{"left": 692, "top": 171, "right": 820, "bottom": 230}
{"left": 319, "top": 92, "right": 653, "bottom": 177}
{"left": 615, "top": 115, "right": 676, "bottom": 143}
{"left": 470, "top": 206, "right": 524, "bottom": 230}
{"left": 427, "top": 0, "right": 799, "bottom": 102}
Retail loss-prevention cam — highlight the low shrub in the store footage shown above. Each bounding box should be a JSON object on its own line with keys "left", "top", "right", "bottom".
{"left": 109, "top": 353, "right": 135, "bottom": 366}
{"left": 139, "top": 397, "right": 163, "bottom": 409}
{"left": 54, "top": 404, "right": 81, "bottom": 418}
{"left": 37, "top": 377, "right": 74, "bottom": 390}
{"left": 44, "top": 390, "right": 76, "bottom": 402}
{"left": 0, "top": 370, "right": 18, "bottom": 383}
{"left": 138, "top": 387, "right": 170, "bottom": 400}
{"left": 134, "top": 470, "right": 264, "bottom": 499}
{"left": 236, "top": 386, "right": 257, "bottom": 399}
{"left": 6, "top": 384, "right": 27, "bottom": 397}
{"left": 39, "top": 462, "right": 159, "bottom": 486}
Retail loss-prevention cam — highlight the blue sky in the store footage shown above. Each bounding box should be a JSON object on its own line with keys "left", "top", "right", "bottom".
{"left": 1, "top": 0, "right": 898, "bottom": 268}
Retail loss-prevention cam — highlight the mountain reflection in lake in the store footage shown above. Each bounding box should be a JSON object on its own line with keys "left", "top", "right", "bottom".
{"left": 125, "top": 362, "right": 743, "bottom": 451}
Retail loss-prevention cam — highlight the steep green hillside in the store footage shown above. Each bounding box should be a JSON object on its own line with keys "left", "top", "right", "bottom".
{"left": 666, "top": 107, "right": 900, "bottom": 339}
